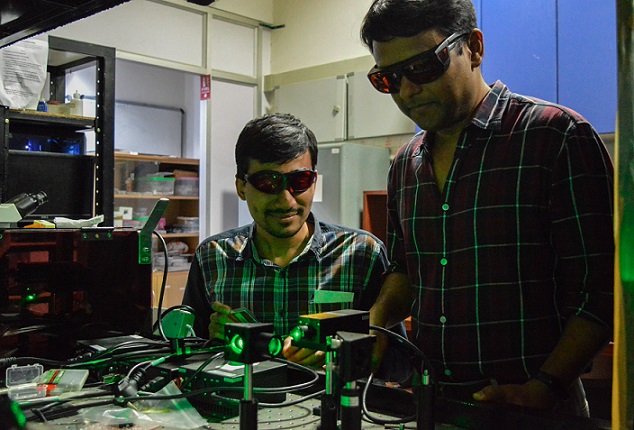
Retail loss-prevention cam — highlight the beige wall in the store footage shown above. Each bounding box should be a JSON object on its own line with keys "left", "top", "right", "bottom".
{"left": 268, "top": 0, "right": 374, "bottom": 75}
{"left": 214, "top": 0, "right": 375, "bottom": 76}
{"left": 212, "top": 0, "right": 274, "bottom": 23}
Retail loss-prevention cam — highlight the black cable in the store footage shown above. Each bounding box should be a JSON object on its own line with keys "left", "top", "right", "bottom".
{"left": 369, "top": 324, "right": 433, "bottom": 380}
{"left": 259, "top": 388, "right": 325, "bottom": 408}
{"left": 85, "top": 339, "right": 170, "bottom": 361}
{"left": 263, "top": 358, "right": 321, "bottom": 393}
{"left": 26, "top": 370, "right": 319, "bottom": 423}
{"left": 364, "top": 325, "right": 435, "bottom": 426}
{"left": 182, "top": 355, "right": 320, "bottom": 395}
{"left": 180, "top": 351, "right": 224, "bottom": 389}
{"left": 361, "top": 373, "right": 415, "bottom": 425}
{"left": 151, "top": 304, "right": 197, "bottom": 340}
{"left": 152, "top": 229, "right": 170, "bottom": 341}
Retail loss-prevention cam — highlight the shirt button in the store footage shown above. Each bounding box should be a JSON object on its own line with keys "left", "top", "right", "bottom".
{"left": 442, "top": 203, "right": 449, "bottom": 211}
{"left": 444, "top": 369, "right": 452, "bottom": 376}
{"left": 440, "top": 258, "right": 448, "bottom": 266}
{"left": 439, "top": 315, "right": 447, "bottom": 324}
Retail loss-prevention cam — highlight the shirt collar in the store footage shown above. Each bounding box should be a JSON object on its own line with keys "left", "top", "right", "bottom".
{"left": 412, "top": 80, "right": 510, "bottom": 157}
{"left": 469, "top": 80, "right": 510, "bottom": 131}
{"left": 237, "top": 212, "right": 324, "bottom": 263}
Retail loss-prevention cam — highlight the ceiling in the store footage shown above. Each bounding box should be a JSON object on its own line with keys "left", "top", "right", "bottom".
{"left": 0, "top": 0, "right": 130, "bottom": 49}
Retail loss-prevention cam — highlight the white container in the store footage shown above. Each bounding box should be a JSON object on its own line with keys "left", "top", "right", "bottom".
{"left": 68, "top": 91, "right": 84, "bottom": 116}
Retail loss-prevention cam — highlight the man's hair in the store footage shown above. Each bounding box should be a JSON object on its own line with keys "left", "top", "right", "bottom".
{"left": 235, "top": 113, "right": 318, "bottom": 180}
{"left": 360, "top": 0, "right": 477, "bottom": 52}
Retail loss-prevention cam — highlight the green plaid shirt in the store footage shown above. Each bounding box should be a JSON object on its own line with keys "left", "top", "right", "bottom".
{"left": 183, "top": 214, "right": 388, "bottom": 337}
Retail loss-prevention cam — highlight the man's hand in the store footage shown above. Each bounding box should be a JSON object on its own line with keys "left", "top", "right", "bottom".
{"left": 208, "top": 301, "right": 238, "bottom": 341}
{"left": 472, "top": 379, "right": 560, "bottom": 411}
{"left": 282, "top": 336, "right": 325, "bottom": 368}
{"left": 370, "top": 330, "right": 389, "bottom": 374}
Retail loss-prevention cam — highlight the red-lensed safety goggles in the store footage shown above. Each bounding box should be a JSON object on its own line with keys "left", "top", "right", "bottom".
{"left": 244, "top": 169, "right": 317, "bottom": 194}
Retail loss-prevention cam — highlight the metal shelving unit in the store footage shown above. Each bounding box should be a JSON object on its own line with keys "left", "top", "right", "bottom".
{"left": 0, "top": 36, "right": 115, "bottom": 225}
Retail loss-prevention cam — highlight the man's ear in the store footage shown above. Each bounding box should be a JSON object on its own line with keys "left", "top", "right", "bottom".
{"left": 467, "top": 29, "right": 485, "bottom": 68}
{"left": 235, "top": 177, "right": 247, "bottom": 201}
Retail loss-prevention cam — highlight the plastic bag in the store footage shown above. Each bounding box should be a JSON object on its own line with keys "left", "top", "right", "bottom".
{"left": 79, "top": 380, "right": 207, "bottom": 429}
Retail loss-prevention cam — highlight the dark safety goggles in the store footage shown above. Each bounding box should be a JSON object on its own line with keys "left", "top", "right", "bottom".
{"left": 367, "top": 32, "right": 468, "bottom": 94}
{"left": 244, "top": 169, "right": 317, "bottom": 194}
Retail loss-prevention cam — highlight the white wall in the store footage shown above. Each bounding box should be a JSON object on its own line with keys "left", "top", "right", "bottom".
{"left": 211, "top": 0, "right": 377, "bottom": 76}
{"left": 50, "top": 1, "right": 209, "bottom": 71}
{"left": 269, "top": 0, "right": 374, "bottom": 75}
{"left": 212, "top": 0, "right": 274, "bottom": 24}
{"left": 49, "top": 0, "right": 374, "bottom": 77}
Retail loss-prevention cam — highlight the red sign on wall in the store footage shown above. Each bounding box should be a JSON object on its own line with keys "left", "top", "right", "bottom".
{"left": 200, "top": 74, "right": 211, "bottom": 100}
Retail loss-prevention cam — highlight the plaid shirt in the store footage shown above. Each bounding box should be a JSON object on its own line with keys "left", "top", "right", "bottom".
{"left": 183, "top": 214, "right": 388, "bottom": 337}
{"left": 387, "top": 81, "right": 614, "bottom": 384}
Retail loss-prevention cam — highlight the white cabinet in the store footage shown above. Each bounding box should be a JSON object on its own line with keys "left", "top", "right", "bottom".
{"left": 274, "top": 76, "right": 347, "bottom": 143}
{"left": 274, "top": 72, "right": 415, "bottom": 142}
{"left": 312, "top": 142, "right": 390, "bottom": 229}
{"left": 347, "top": 71, "right": 415, "bottom": 139}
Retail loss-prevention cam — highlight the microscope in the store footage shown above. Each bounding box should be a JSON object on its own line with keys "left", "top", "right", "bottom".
{"left": 0, "top": 192, "right": 48, "bottom": 228}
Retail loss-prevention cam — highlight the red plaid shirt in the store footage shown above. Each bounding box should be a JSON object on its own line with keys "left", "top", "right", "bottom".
{"left": 387, "top": 81, "right": 614, "bottom": 383}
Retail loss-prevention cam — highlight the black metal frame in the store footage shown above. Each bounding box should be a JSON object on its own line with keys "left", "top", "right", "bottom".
{"left": 0, "top": 0, "right": 130, "bottom": 49}
{"left": 0, "top": 36, "right": 115, "bottom": 226}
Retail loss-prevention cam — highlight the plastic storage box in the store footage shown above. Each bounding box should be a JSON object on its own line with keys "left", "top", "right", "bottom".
{"left": 172, "top": 216, "right": 199, "bottom": 234}
{"left": 136, "top": 175, "right": 175, "bottom": 195}
{"left": 174, "top": 176, "right": 199, "bottom": 196}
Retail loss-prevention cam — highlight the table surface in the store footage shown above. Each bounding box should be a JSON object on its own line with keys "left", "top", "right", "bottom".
{"left": 26, "top": 394, "right": 460, "bottom": 430}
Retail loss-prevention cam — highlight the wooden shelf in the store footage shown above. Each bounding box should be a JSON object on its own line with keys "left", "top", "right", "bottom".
{"left": 114, "top": 152, "right": 199, "bottom": 166}
{"left": 8, "top": 109, "right": 94, "bottom": 129}
{"left": 115, "top": 194, "right": 199, "bottom": 200}
{"left": 163, "top": 233, "right": 199, "bottom": 239}
{"left": 114, "top": 153, "right": 200, "bottom": 310}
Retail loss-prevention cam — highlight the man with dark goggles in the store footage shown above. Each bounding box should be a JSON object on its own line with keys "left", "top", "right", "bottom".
{"left": 243, "top": 169, "right": 317, "bottom": 195}
{"left": 360, "top": 0, "right": 613, "bottom": 418}
{"left": 183, "top": 113, "right": 411, "bottom": 384}
{"left": 367, "top": 32, "right": 468, "bottom": 94}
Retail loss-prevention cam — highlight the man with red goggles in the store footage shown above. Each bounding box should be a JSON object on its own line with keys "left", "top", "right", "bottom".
{"left": 183, "top": 113, "right": 409, "bottom": 383}
{"left": 361, "top": 0, "right": 613, "bottom": 417}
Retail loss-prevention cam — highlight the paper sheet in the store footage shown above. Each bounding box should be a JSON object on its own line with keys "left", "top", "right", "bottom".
{"left": 0, "top": 37, "right": 48, "bottom": 109}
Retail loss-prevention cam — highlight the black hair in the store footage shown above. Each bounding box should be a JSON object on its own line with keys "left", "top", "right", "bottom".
{"left": 360, "top": 0, "right": 477, "bottom": 52}
{"left": 235, "top": 113, "right": 318, "bottom": 180}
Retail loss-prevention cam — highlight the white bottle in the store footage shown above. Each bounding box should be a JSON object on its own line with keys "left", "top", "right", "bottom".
{"left": 69, "top": 91, "right": 84, "bottom": 116}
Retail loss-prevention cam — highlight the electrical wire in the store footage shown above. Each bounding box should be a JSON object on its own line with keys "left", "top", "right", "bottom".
{"left": 151, "top": 230, "right": 199, "bottom": 342}
{"left": 22, "top": 353, "right": 320, "bottom": 422}
{"left": 259, "top": 388, "right": 325, "bottom": 408}
{"left": 362, "top": 325, "right": 432, "bottom": 425}
{"left": 361, "top": 373, "right": 416, "bottom": 425}
{"left": 369, "top": 324, "right": 433, "bottom": 380}
{"left": 153, "top": 230, "right": 170, "bottom": 341}
{"left": 179, "top": 351, "right": 224, "bottom": 389}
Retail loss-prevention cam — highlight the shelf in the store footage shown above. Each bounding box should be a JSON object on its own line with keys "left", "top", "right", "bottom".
{"left": 162, "top": 233, "right": 199, "bottom": 239}
{"left": 8, "top": 109, "right": 94, "bottom": 129}
{"left": 115, "top": 194, "right": 199, "bottom": 200}
{"left": 1, "top": 37, "right": 115, "bottom": 224}
{"left": 114, "top": 152, "right": 200, "bottom": 308}
{"left": 114, "top": 152, "right": 199, "bottom": 166}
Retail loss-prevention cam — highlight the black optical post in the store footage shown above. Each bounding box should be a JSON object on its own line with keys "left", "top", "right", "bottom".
{"left": 240, "top": 362, "right": 257, "bottom": 430}
{"left": 416, "top": 368, "right": 434, "bottom": 430}
{"left": 224, "top": 323, "right": 282, "bottom": 430}
{"left": 289, "top": 310, "right": 372, "bottom": 430}
{"left": 330, "top": 331, "right": 375, "bottom": 430}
